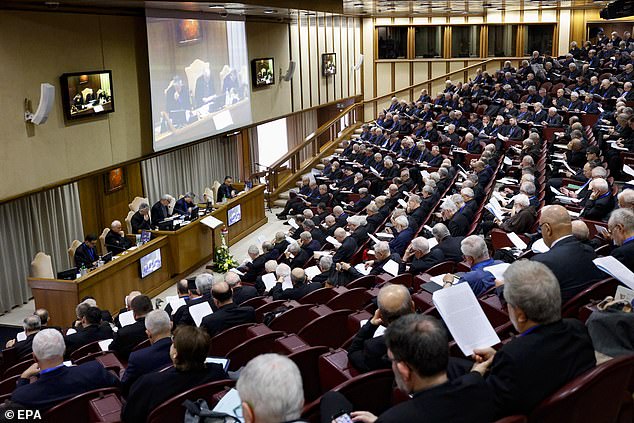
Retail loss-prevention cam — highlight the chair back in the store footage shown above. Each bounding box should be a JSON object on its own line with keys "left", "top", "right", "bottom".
{"left": 326, "top": 288, "right": 372, "bottom": 311}
{"left": 268, "top": 304, "right": 318, "bottom": 333}
{"left": 184, "top": 59, "right": 210, "bottom": 100}
{"left": 426, "top": 261, "right": 456, "bottom": 276}
{"left": 165, "top": 194, "right": 176, "bottom": 215}
{"left": 98, "top": 228, "right": 110, "bottom": 256}
{"left": 210, "top": 323, "right": 258, "bottom": 357}
{"left": 124, "top": 210, "right": 135, "bottom": 234}
{"left": 298, "top": 309, "right": 353, "bottom": 349}
{"left": 529, "top": 355, "right": 634, "bottom": 423}
{"left": 67, "top": 240, "right": 82, "bottom": 266}
{"left": 561, "top": 278, "right": 619, "bottom": 320}
{"left": 69, "top": 340, "right": 104, "bottom": 362}
{"left": 203, "top": 187, "right": 215, "bottom": 205}
{"left": 3, "top": 358, "right": 35, "bottom": 379}
{"left": 226, "top": 332, "right": 285, "bottom": 371}
{"left": 43, "top": 387, "right": 121, "bottom": 423}
{"left": 30, "top": 252, "right": 54, "bottom": 279}
{"left": 288, "top": 346, "right": 329, "bottom": 403}
{"left": 212, "top": 181, "right": 222, "bottom": 203}
{"left": 298, "top": 287, "right": 338, "bottom": 305}
{"left": 347, "top": 275, "right": 376, "bottom": 290}
{"left": 129, "top": 197, "right": 149, "bottom": 212}
{"left": 0, "top": 374, "right": 20, "bottom": 395}
{"left": 147, "top": 379, "right": 234, "bottom": 423}
{"left": 132, "top": 338, "right": 151, "bottom": 352}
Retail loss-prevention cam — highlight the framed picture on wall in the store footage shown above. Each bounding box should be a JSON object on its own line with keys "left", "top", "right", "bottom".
{"left": 322, "top": 53, "right": 337, "bottom": 76}
{"left": 251, "top": 58, "right": 275, "bottom": 87}
{"left": 176, "top": 19, "right": 202, "bottom": 45}
{"left": 105, "top": 167, "right": 125, "bottom": 193}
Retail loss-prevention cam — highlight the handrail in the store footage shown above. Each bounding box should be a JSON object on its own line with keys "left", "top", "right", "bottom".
{"left": 268, "top": 102, "right": 360, "bottom": 170}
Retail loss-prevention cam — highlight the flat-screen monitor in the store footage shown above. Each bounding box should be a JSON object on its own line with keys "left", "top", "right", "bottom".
{"left": 251, "top": 58, "right": 274, "bottom": 88}
{"left": 60, "top": 70, "right": 114, "bottom": 120}
{"left": 140, "top": 249, "right": 162, "bottom": 278}
{"left": 146, "top": 16, "right": 252, "bottom": 151}
{"left": 228, "top": 204, "right": 242, "bottom": 226}
{"left": 322, "top": 53, "right": 337, "bottom": 76}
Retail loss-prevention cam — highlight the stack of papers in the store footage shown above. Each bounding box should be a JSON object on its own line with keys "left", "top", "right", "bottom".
{"left": 376, "top": 232, "right": 394, "bottom": 240}
{"left": 288, "top": 219, "right": 299, "bottom": 229}
{"left": 213, "top": 389, "right": 243, "bottom": 420}
{"left": 326, "top": 236, "right": 342, "bottom": 248}
{"left": 432, "top": 283, "right": 501, "bottom": 356}
{"left": 483, "top": 262, "right": 511, "bottom": 281}
{"left": 354, "top": 263, "right": 371, "bottom": 275}
{"left": 623, "top": 164, "right": 634, "bottom": 179}
{"left": 593, "top": 256, "right": 634, "bottom": 289}
{"left": 189, "top": 302, "right": 213, "bottom": 327}
{"left": 305, "top": 266, "right": 321, "bottom": 280}
{"left": 16, "top": 332, "right": 26, "bottom": 342}
{"left": 261, "top": 273, "right": 277, "bottom": 291}
{"left": 200, "top": 215, "right": 223, "bottom": 229}
{"left": 383, "top": 259, "right": 400, "bottom": 277}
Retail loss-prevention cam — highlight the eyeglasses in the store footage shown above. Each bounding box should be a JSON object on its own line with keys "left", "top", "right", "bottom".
{"left": 232, "top": 404, "right": 244, "bottom": 419}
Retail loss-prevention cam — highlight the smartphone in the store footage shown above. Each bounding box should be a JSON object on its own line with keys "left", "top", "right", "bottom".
{"left": 333, "top": 412, "right": 353, "bottom": 423}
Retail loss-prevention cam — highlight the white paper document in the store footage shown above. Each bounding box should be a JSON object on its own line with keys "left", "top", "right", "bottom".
{"left": 486, "top": 203, "right": 505, "bottom": 221}
{"left": 503, "top": 156, "right": 512, "bottom": 166}
{"left": 305, "top": 266, "right": 321, "bottom": 280}
{"left": 16, "top": 332, "right": 26, "bottom": 342}
{"left": 326, "top": 236, "right": 342, "bottom": 248}
{"left": 118, "top": 310, "right": 136, "bottom": 327}
{"left": 623, "top": 164, "right": 634, "bottom": 179}
{"left": 507, "top": 232, "right": 527, "bottom": 250}
{"left": 368, "top": 233, "right": 381, "bottom": 245}
{"left": 205, "top": 357, "right": 230, "bottom": 372}
{"left": 398, "top": 198, "right": 408, "bottom": 209}
{"left": 360, "top": 320, "right": 387, "bottom": 338}
{"left": 66, "top": 328, "right": 77, "bottom": 336}
{"left": 483, "top": 262, "right": 511, "bottom": 281}
{"left": 376, "top": 232, "right": 394, "bottom": 240}
{"left": 98, "top": 339, "right": 113, "bottom": 352}
{"left": 201, "top": 215, "right": 223, "bottom": 229}
{"left": 213, "top": 388, "right": 243, "bottom": 421}
{"left": 593, "top": 256, "right": 634, "bottom": 289}
{"left": 261, "top": 273, "right": 277, "bottom": 292}
{"left": 354, "top": 263, "right": 371, "bottom": 276}
{"left": 432, "top": 283, "right": 501, "bottom": 356}
{"left": 427, "top": 237, "right": 438, "bottom": 249}
{"left": 288, "top": 218, "right": 299, "bottom": 229}
{"left": 165, "top": 296, "right": 187, "bottom": 315}
{"left": 281, "top": 277, "right": 294, "bottom": 290}
{"left": 615, "top": 286, "right": 634, "bottom": 303}
{"left": 229, "top": 268, "right": 244, "bottom": 276}
{"left": 383, "top": 259, "right": 400, "bottom": 277}
{"left": 550, "top": 186, "right": 564, "bottom": 197}
{"left": 189, "top": 302, "right": 213, "bottom": 327}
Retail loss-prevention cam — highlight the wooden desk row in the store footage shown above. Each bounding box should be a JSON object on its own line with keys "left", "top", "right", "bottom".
{"left": 28, "top": 185, "right": 268, "bottom": 327}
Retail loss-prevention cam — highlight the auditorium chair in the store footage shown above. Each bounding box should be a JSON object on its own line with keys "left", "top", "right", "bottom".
{"left": 254, "top": 299, "right": 291, "bottom": 322}
{"left": 128, "top": 196, "right": 149, "bottom": 213}
{"left": 146, "top": 379, "right": 234, "bottom": 423}
{"left": 412, "top": 291, "right": 435, "bottom": 313}
{"left": 211, "top": 181, "right": 221, "bottom": 202}
{"left": 124, "top": 210, "right": 135, "bottom": 234}
{"left": 269, "top": 304, "right": 320, "bottom": 333}
{"left": 272, "top": 334, "right": 311, "bottom": 355}
{"left": 346, "top": 310, "right": 373, "bottom": 335}
{"left": 297, "top": 309, "right": 353, "bottom": 349}
{"left": 67, "top": 240, "right": 82, "bottom": 267}
{"left": 424, "top": 261, "right": 456, "bottom": 276}
{"left": 3, "top": 358, "right": 34, "bottom": 379}
{"left": 97, "top": 228, "right": 110, "bottom": 256}
{"left": 376, "top": 273, "right": 413, "bottom": 289}
{"left": 561, "top": 277, "right": 620, "bottom": 320}
{"left": 318, "top": 348, "right": 359, "bottom": 392}
{"left": 30, "top": 251, "right": 54, "bottom": 279}
{"left": 73, "top": 351, "right": 124, "bottom": 375}
{"left": 326, "top": 287, "right": 373, "bottom": 311}
{"left": 347, "top": 275, "right": 376, "bottom": 289}
{"left": 491, "top": 229, "right": 531, "bottom": 251}
{"left": 209, "top": 323, "right": 263, "bottom": 356}
{"left": 43, "top": 387, "right": 121, "bottom": 423}
{"left": 288, "top": 346, "right": 330, "bottom": 402}
{"left": 0, "top": 374, "right": 20, "bottom": 395}
{"left": 527, "top": 355, "right": 634, "bottom": 423}
{"left": 240, "top": 296, "right": 267, "bottom": 309}
{"left": 202, "top": 187, "right": 215, "bottom": 206}
{"left": 225, "top": 331, "right": 285, "bottom": 371}
{"left": 69, "top": 340, "right": 104, "bottom": 362}
{"left": 298, "top": 287, "right": 339, "bottom": 305}
{"left": 131, "top": 338, "right": 151, "bottom": 352}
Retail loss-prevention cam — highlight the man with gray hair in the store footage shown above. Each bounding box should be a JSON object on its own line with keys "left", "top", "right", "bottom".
{"left": 121, "top": 309, "right": 172, "bottom": 395}
{"left": 150, "top": 196, "right": 171, "bottom": 228}
{"left": 340, "top": 241, "right": 404, "bottom": 278}
{"left": 239, "top": 244, "right": 268, "bottom": 282}
{"left": 404, "top": 237, "right": 445, "bottom": 275}
{"left": 311, "top": 255, "right": 334, "bottom": 285}
{"left": 332, "top": 227, "right": 357, "bottom": 263}
{"left": 5, "top": 315, "right": 41, "bottom": 358}
{"left": 11, "top": 329, "right": 119, "bottom": 410}
{"left": 348, "top": 187, "right": 372, "bottom": 213}
{"left": 388, "top": 215, "right": 415, "bottom": 257}
{"left": 173, "top": 273, "right": 215, "bottom": 326}
{"left": 443, "top": 235, "right": 503, "bottom": 296}
{"left": 237, "top": 354, "right": 305, "bottom": 423}
{"left": 431, "top": 223, "right": 465, "bottom": 262}
{"left": 580, "top": 178, "right": 614, "bottom": 221}
{"left": 287, "top": 239, "right": 311, "bottom": 268}
{"left": 608, "top": 208, "right": 634, "bottom": 271}
{"left": 105, "top": 219, "right": 133, "bottom": 254}
{"left": 299, "top": 230, "right": 320, "bottom": 252}
{"left": 254, "top": 260, "right": 280, "bottom": 295}
{"left": 271, "top": 268, "right": 321, "bottom": 301}
{"left": 174, "top": 192, "right": 196, "bottom": 216}
{"left": 441, "top": 199, "right": 469, "bottom": 237}
{"left": 471, "top": 260, "right": 596, "bottom": 418}
{"left": 347, "top": 215, "right": 369, "bottom": 245}
{"left": 226, "top": 271, "right": 258, "bottom": 305}
{"left": 618, "top": 189, "right": 634, "bottom": 212}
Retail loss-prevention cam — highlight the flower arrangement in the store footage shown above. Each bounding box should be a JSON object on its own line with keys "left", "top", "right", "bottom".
{"left": 213, "top": 228, "right": 238, "bottom": 273}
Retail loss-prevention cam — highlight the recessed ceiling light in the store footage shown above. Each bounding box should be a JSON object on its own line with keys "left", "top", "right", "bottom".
{"left": 263, "top": 9, "right": 277, "bottom": 14}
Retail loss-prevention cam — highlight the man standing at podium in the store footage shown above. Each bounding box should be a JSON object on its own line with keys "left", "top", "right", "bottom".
{"left": 151, "top": 196, "right": 171, "bottom": 227}
{"left": 217, "top": 176, "right": 237, "bottom": 202}
{"left": 74, "top": 234, "right": 98, "bottom": 268}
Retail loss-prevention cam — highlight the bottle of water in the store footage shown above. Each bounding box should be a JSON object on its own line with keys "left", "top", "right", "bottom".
{"left": 97, "top": 256, "right": 105, "bottom": 268}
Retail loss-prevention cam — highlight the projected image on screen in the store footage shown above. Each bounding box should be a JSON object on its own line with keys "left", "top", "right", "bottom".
{"left": 146, "top": 17, "right": 252, "bottom": 151}
{"left": 140, "top": 249, "right": 162, "bottom": 278}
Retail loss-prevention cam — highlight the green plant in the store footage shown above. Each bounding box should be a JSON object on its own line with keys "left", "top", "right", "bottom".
{"left": 213, "top": 234, "right": 238, "bottom": 273}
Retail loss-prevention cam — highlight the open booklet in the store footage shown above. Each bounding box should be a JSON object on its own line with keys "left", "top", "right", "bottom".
{"left": 432, "top": 283, "right": 501, "bottom": 356}
{"left": 593, "top": 256, "right": 634, "bottom": 290}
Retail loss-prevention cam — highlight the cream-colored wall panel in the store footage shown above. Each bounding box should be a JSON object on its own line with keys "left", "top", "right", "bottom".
{"left": 394, "top": 62, "right": 410, "bottom": 92}
{"left": 486, "top": 10, "right": 502, "bottom": 23}
{"left": 300, "top": 18, "right": 313, "bottom": 109}
{"left": 523, "top": 10, "right": 539, "bottom": 22}
{"left": 247, "top": 22, "right": 293, "bottom": 123}
{"left": 449, "top": 61, "right": 466, "bottom": 83}
{"left": 324, "top": 15, "right": 335, "bottom": 103}
{"left": 505, "top": 10, "right": 520, "bottom": 22}
{"left": 431, "top": 17, "right": 447, "bottom": 24}
{"left": 317, "top": 15, "right": 327, "bottom": 104}
{"left": 355, "top": 20, "right": 363, "bottom": 96}
{"left": 375, "top": 18, "right": 392, "bottom": 25}
{"left": 338, "top": 18, "right": 349, "bottom": 100}
{"left": 393, "top": 18, "right": 410, "bottom": 25}
{"left": 541, "top": 9, "right": 557, "bottom": 22}
{"left": 290, "top": 21, "right": 303, "bottom": 112}
{"left": 375, "top": 63, "right": 392, "bottom": 99}
{"left": 450, "top": 16, "right": 466, "bottom": 24}
{"left": 308, "top": 17, "right": 320, "bottom": 107}
{"left": 468, "top": 16, "right": 484, "bottom": 24}
{"left": 412, "top": 18, "right": 429, "bottom": 24}
{"left": 362, "top": 19, "right": 374, "bottom": 100}
{"left": 430, "top": 61, "right": 448, "bottom": 94}
{"left": 413, "top": 62, "right": 429, "bottom": 85}
{"left": 558, "top": 9, "right": 571, "bottom": 57}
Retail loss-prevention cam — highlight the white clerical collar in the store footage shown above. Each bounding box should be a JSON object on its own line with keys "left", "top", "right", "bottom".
{"left": 550, "top": 234, "right": 573, "bottom": 248}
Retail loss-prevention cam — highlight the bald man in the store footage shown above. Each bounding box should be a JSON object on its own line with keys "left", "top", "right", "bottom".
{"left": 530, "top": 206, "right": 605, "bottom": 303}
{"left": 269, "top": 268, "right": 322, "bottom": 301}
{"left": 348, "top": 284, "right": 415, "bottom": 373}
{"left": 104, "top": 220, "right": 133, "bottom": 254}
{"left": 200, "top": 281, "right": 255, "bottom": 337}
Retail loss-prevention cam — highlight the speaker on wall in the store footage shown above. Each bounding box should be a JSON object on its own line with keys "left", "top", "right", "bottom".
{"left": 353, "top": 54, "right": 364, "bottom": 71}
{"left": 282, "top": 61, "right": 296, "bottom": 82}
{"left": 25, "top": 83, "right": 55, "bottom": 125}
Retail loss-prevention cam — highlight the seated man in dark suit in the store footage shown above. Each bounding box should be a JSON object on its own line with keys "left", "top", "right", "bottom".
{"left": 341, "top": 241, "right": 405, "bottom": 278}
{"left": 224, "top": 271, "right": 258, "bottom": 305}
{"left": 270, "top": 268, "right": 322, "bottom": 301}
{"left": 74, "top": 234, "right": 98, "bottom": 269}
{"left": 122, "top": 326, "right": 227, "bottom": 422}
{"left": 310, "top": 255, "right": 334, "bottom": 285}
{"left": 131, "top": 203, "right": 152, "bottom": 233}
{"left": 473, "top": 261, "right": 596, "bottom": 418}
{"left": 150, "top": 196, "right": 171, "bottom": 227}
{"left": 108, "top": 295, "right": 152, "bottom": 361}
{"left": 120, "top": 309, "right": 172, "bottom": 396}
{"left": 431, "top": 223, "right": 465, "bottom": 262}
{"left": 322, "top": 314, "right": 496, "bottom": 423}
{"left": 530, "top": 205, "right": 606, "bottom": 303}
{"left": 388, "top": 215, "right": 415, "bottom": 257}
{"left": 580, "top": 178, "right": 615, "bottom": 221}
{"left": 216, "top": 176, "right": 237, "bottom": 202}
{"left": 608, "top": 209, "right": 634, "bottom": 271}
{"left": 11, "top": 329, "right": 119, "bottom": 411}
{"left": 285, "top": 241, "right": 312, "bottom": 269}
{"left": 238, "top": 245, "right": 269, "bottom": 282}
{"left": 104, "top": 220, "right": 133, "bottom": 254}
{"left": 163, "top": 279, "right": 189, "bottom": 317}
{"left": 441, "top": 199, "right": 469, "bottom": 237}
{"left": 331, "top": 228, "right": 358, "bottom": 263}
{"left": 172, "top": 274, "right": 215, "bottom": 326}
{"left": 65, "top": 306, "right": 113, "bottom": 356}
{"left": 5, "top": 315, "right": 42, "bottom": 360}
{"left": 173, "top": 192, "right": 196, "bottom": 216}
{"left": 404, "top": 237, "right": 445, "bottom": 275}
{"left": 348, "top": 284, "right": 414, "bottom": 373}
{"left": 201, "top": 281, "right": 256, "bottom": 338}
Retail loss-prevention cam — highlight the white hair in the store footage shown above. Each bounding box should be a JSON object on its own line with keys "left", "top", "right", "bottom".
{"left": 441, "top": 199, "right": 458, "bottom": 213}
{"left": 514, "top": 194, "right": 530, "bottom": 209}
{"left": 195, "top": 273, "right": 214, "bottom": 295}
{"left": 374, "top": 241, "right": 391, "bottom": 256}
{"left": 237, "top": 354, "right": 304, "bottom": 423}
{"left": 265, "top": 260, "right": 278, "bottom": 273}
{"left": 460, "top": 235, "right": 489, "bottom": 261}
{"left": 432, "top": 223, "right": 450, "bottom": 240}
{"left": 145, "top": 310, "right": 171, "bottom": 335}
{"left": 410, "top": 237, "right": 430, "bottom": 254}
{"left": 248, "top": 245, "right": 260, "bottom": 255}
{"left": 319, "top": 255, "right": 333, "bottom": 272}
{"left": 276, "top": 263, "right": 291, "bottom": 278}
{"left": 224, "top": 271, "right": 241, "bottom": 288}
{"left": 395, "top": 215, "right": 409, "bottom": 229}
{"left": 32, "top": 329, "right": 65, "bottom": 361}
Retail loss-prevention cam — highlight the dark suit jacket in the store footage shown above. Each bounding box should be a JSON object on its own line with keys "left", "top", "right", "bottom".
{"left": 122, "top": 364, "right": 227, "bottom": 423}
{"left": 481, "top": 319, "right": 596, "bottom": 418}
{"left": 580, "top": 193, "right": 615, "bottom": 221}
{"left": 389, "top": 227, "right": 415, "bottom": 257}
{"left": 289, "top": 247, "right": 312, "bottom": 268}
{"left": 172, "top": 295, "right": 215, "bottom": 326}
{"left": 366, "top": 214, "right": 384, "bottom": 233}
{"left": 241, "top": 254, "right": 268, "bottom": 282}
{"left": 332, "top": 237, "right": 358, "bottom": 263}
{"left": 447, "top": 212, "right": 470, "bottom": 237}
{"left": 131, "top": 211, "right": 152, "bottom": 234}
{"left": 65, "top": 324, "right": 113, "bottom": 356}
{"left": 150, "top": 201, "right": 169, "bottom": 227}
{"left": 500, "top": 207, "right": 537, "bottom": 234}
{"left": 74, "top": 243, "right": 97, "bottom": 269}
{"left": 216, "top": 184, "right": 235, "bottom": 202}
{"left": 11, "top": 361, "right": 119, "bottom": 410}
{"left": 12, "top": 333, "right": 37, "bottom": 360}
{"left": 232, "top": 285, "right": 259, "bottom": 305}
{"left": 108, "top": 317, "right": 148, "bottom": 361}
{"left": 433, "top": 236, "right": 465, "bottom": 262}
{"left": 531, "top": 236, "right": 606, "bottom": 303}
{"left": 348, "top": 320, "right": 388, "bottom": 373}
{"left": 612, "top": 240, "right": 634, "bottom": 272}
{"left": 201, "top": 303, "right": 256, "bottom": 338}
{"left": 270, "top": 281, "right": 322, "bottom": 301}
{"left": 173, "top": 198, "right": 193, "bottom": 215}
{"left": 409, "top": 248, "right": 445, "bottom": 275}
{"left": 120, "top": 337, "right": 172, "bottom": 396}
{"left": 104, "top": 231, "right": 133, "bottom": 255}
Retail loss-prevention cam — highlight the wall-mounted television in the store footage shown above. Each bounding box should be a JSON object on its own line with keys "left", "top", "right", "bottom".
{"left": 251, "top": 58, "right": 275, "bottom": 88}
{"left": 322, "top": 53, "right": 337, "bottom": 76}
{"left": 228, "top": 204, "right": 242, "bottom": 226}
{"left": 140, "top": 249, "right": 162, "bottom": 278}
{"left": 60, "top": 70, "right": 114, "bottom": 120}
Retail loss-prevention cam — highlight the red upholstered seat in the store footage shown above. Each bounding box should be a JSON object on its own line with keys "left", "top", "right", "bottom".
{"left": 561, "top": 278, "right": 620, "bottom": 320}
{"left": 326, "top": 287, "right": 373, "bottom": 311}
{"left": 288, "top": 346, "right": 329, "bottom": 402}
{"left": 225, "top": 331, "right": 285, "bottom": 371}
{"left": 298, "top": 309, "right": 353, "bottom": 348}
{"left": 69, "top": 340, "right": 103, "bottom": 362}
{"left": 318, "top": 348, "right": 358, "bottom": 391}
{"left": 298, "top": 287, "right": 339, "bottom": 305}
{"left": 209, "top": 323, "right": 257, "bottom": 356}
{"left": 347, "top": 275, "right": 377, "bottom": 289}
{"left": 3, "top": 358, "right": 35, "bottom": 379}
{"left": 43, "top": 387, "right": 121, "bottom": 423}
{"left": 269, "top": 304, "right": 319, "bottom": 333}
